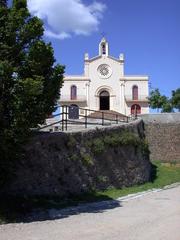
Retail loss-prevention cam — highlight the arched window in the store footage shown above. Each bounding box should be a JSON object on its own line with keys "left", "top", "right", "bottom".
{"left": 132, "top": 85, "right": 138, "bottom": 100}
{"left": 71, "top": 85, "right": 77, "bottom": 100}
{"left": 131, "top": 104, "right": 141, "bottom": 115}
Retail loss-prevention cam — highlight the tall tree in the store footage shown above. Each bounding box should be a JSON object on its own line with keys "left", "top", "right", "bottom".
{"left": 149, "top": 88, "right": 167, "bottom": 112}
{"left": 0, "top": 0, "right": 64, "bottom": 185}
{"left": 161, "top": 100, "right": 173, "bottom": 113}
{"left": 171, "top": 88, "right": 180, "bottom": 112}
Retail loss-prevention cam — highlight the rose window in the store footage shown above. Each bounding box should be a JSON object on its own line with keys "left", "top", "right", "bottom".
{"left": 100, "top": 66, "right": 109, "bottom": 76}
{"left": 97, "top": 64, "right": 112, "bottom": 79}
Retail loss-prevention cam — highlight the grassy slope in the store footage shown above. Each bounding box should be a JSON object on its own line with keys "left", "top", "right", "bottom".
{"left": 0, "top": 161, "right": 180, "bottom": 223}
{"left": 98, "top": 161, "right": 180, "bottom": 199}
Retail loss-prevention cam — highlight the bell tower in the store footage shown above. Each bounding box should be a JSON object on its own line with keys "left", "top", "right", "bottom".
{"left": 99, "top": 37, "right": 109, "bottom": 56}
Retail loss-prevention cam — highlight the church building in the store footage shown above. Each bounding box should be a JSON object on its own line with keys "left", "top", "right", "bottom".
{"left": 59, "top": 38, "right": 149, "bottom": 118}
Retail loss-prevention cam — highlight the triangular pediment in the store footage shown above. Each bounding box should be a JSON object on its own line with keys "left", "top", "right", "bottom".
{"left": 85, "top": 55, "right": 121, "bottom": 63}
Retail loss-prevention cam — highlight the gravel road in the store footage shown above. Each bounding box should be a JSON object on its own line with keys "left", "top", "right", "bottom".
{"left": 0, "top": 185, "right": 180, "bottom": 240}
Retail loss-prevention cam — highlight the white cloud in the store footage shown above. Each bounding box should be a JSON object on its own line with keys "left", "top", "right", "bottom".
{"left": 27, "top": 0, "right": 106, "bottom": 39}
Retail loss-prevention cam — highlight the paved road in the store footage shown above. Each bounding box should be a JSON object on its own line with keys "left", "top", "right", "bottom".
{"left": 0, "top": 185, "right": 180, "bottom": 240}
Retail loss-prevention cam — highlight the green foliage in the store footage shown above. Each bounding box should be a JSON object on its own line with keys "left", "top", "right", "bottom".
{"left": 149, "top": 88, "right": 168, "bottom": 112}
{"left": 81, "top": 153, "right": 93, "bottom": 166}
{"left": 161, "top": 100, "right": 173, "bottom": 113}
{"left": 68, "top": 130, "right": 148, "bottom": 167}
{"left": 97, "top": 175, "right": 109, "bottom": 183}
{"left": 67, "top": 135, "right": 76, "bottom": 149}
{"left": 149, "top": 87, "right": 180, "bottom": 112}
{"left": 0, "top": 0, "right": 65, "bottom": 186}
{"left": 171, "top": 88, "right": 180, "bottom": 112}
{"left": 89, "top": 130, "right": 148, "bottom": 157}
{"left": 69, "top": 154, "right": 79, "bottom": 162}
{"left": 140, "top": 139, "right": 150, "bottom": 156}
{"left": 92, "top": 138, "right": 105, "bottom": 154}
{"left": 103, "top": 132, "right": 137, "bottom": 147}
{"left": 116, "top": 131, "right": 139, "bottom": 146}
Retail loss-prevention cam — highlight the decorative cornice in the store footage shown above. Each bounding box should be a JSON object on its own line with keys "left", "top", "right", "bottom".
{"left": 85, "top": 55, "right": 123, "bottom": 63}
{"left": 120, "top": 75, "right": 149, "bottom": 81}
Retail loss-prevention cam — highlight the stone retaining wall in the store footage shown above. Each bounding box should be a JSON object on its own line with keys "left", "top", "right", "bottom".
{"left": 1, "top": 119, "right": 152, "bottom": 197}
{"left": 142, "top": 113, "right": 180, "bottom": 162}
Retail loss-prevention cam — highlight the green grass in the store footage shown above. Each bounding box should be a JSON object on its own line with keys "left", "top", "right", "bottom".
{"left": 0, "top": 161, "right": 180, "bottom": 224}
{"left": 98, "top": 161, "right": 180, "bottom": 199}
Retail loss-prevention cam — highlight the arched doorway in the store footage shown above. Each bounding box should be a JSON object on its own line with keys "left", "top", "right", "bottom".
{"left": 68, "top": 104, "right": 79, "bottom": 119}
{"left": 99, "top": 90, "right": 110, "bottom": 110}
{"left": 131, "top": 104, "right": 141, "bottom": 115}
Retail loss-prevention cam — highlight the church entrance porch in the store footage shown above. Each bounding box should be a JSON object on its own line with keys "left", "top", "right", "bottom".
{"left": 99, "top": 90, "right": 110, "bottom": 110}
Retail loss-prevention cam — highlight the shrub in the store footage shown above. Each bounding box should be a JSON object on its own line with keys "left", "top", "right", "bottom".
{"left": 92, "top": 139, "right": 105, "bottom": 154}
{"left": 81, "top": 153, "right": 93, "bottom": 166}
{"left": 67, "top": 135, "right": 76, "bottom": 149}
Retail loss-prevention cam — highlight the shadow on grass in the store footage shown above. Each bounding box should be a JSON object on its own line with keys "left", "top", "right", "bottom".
{"left": 150, "top": 162, "right": 158, "bottom": 183}
{"left": 0, "top": 192, "right": 121, "bottom": 224}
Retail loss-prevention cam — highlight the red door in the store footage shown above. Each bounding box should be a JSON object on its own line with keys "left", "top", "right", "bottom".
{"left": 131, "top": 104, "right": 141, "bottom": 115}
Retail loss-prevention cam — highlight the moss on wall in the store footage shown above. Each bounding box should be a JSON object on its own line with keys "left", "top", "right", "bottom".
{"left": 1, "top": 120, "right": 152, "bottom": 197}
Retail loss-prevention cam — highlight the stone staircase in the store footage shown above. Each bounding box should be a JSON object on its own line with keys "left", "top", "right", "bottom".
{"left": 88, "top": 110, "right": 127, "bottom": 121}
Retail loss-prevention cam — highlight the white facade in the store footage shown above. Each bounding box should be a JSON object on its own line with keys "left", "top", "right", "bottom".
{"left": 59, "top": 38, "right": 149, "bottom": 116}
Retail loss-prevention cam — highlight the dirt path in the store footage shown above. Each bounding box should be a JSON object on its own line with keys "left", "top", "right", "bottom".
{"left": 0, "top": 185, "right": 180, "bottom": 240}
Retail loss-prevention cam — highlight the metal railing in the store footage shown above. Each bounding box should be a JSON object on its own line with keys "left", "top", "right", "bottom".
{"left": 38, "top": 105, "right": 136, "bottom": 132}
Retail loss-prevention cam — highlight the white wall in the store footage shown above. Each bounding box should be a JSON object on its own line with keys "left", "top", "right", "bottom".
{"left": 59, "top": 40, "right": 149, "bottom": 116}
{"left": 59, "top": 78, "right": 89, "bottom": 108}
{"left": 85, "top": 56, "right": 124, "bottom": 113}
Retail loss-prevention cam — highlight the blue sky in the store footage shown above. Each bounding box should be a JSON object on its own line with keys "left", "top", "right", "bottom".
{"left": 27, "top": 0, "right": 179, "bottom": 97}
